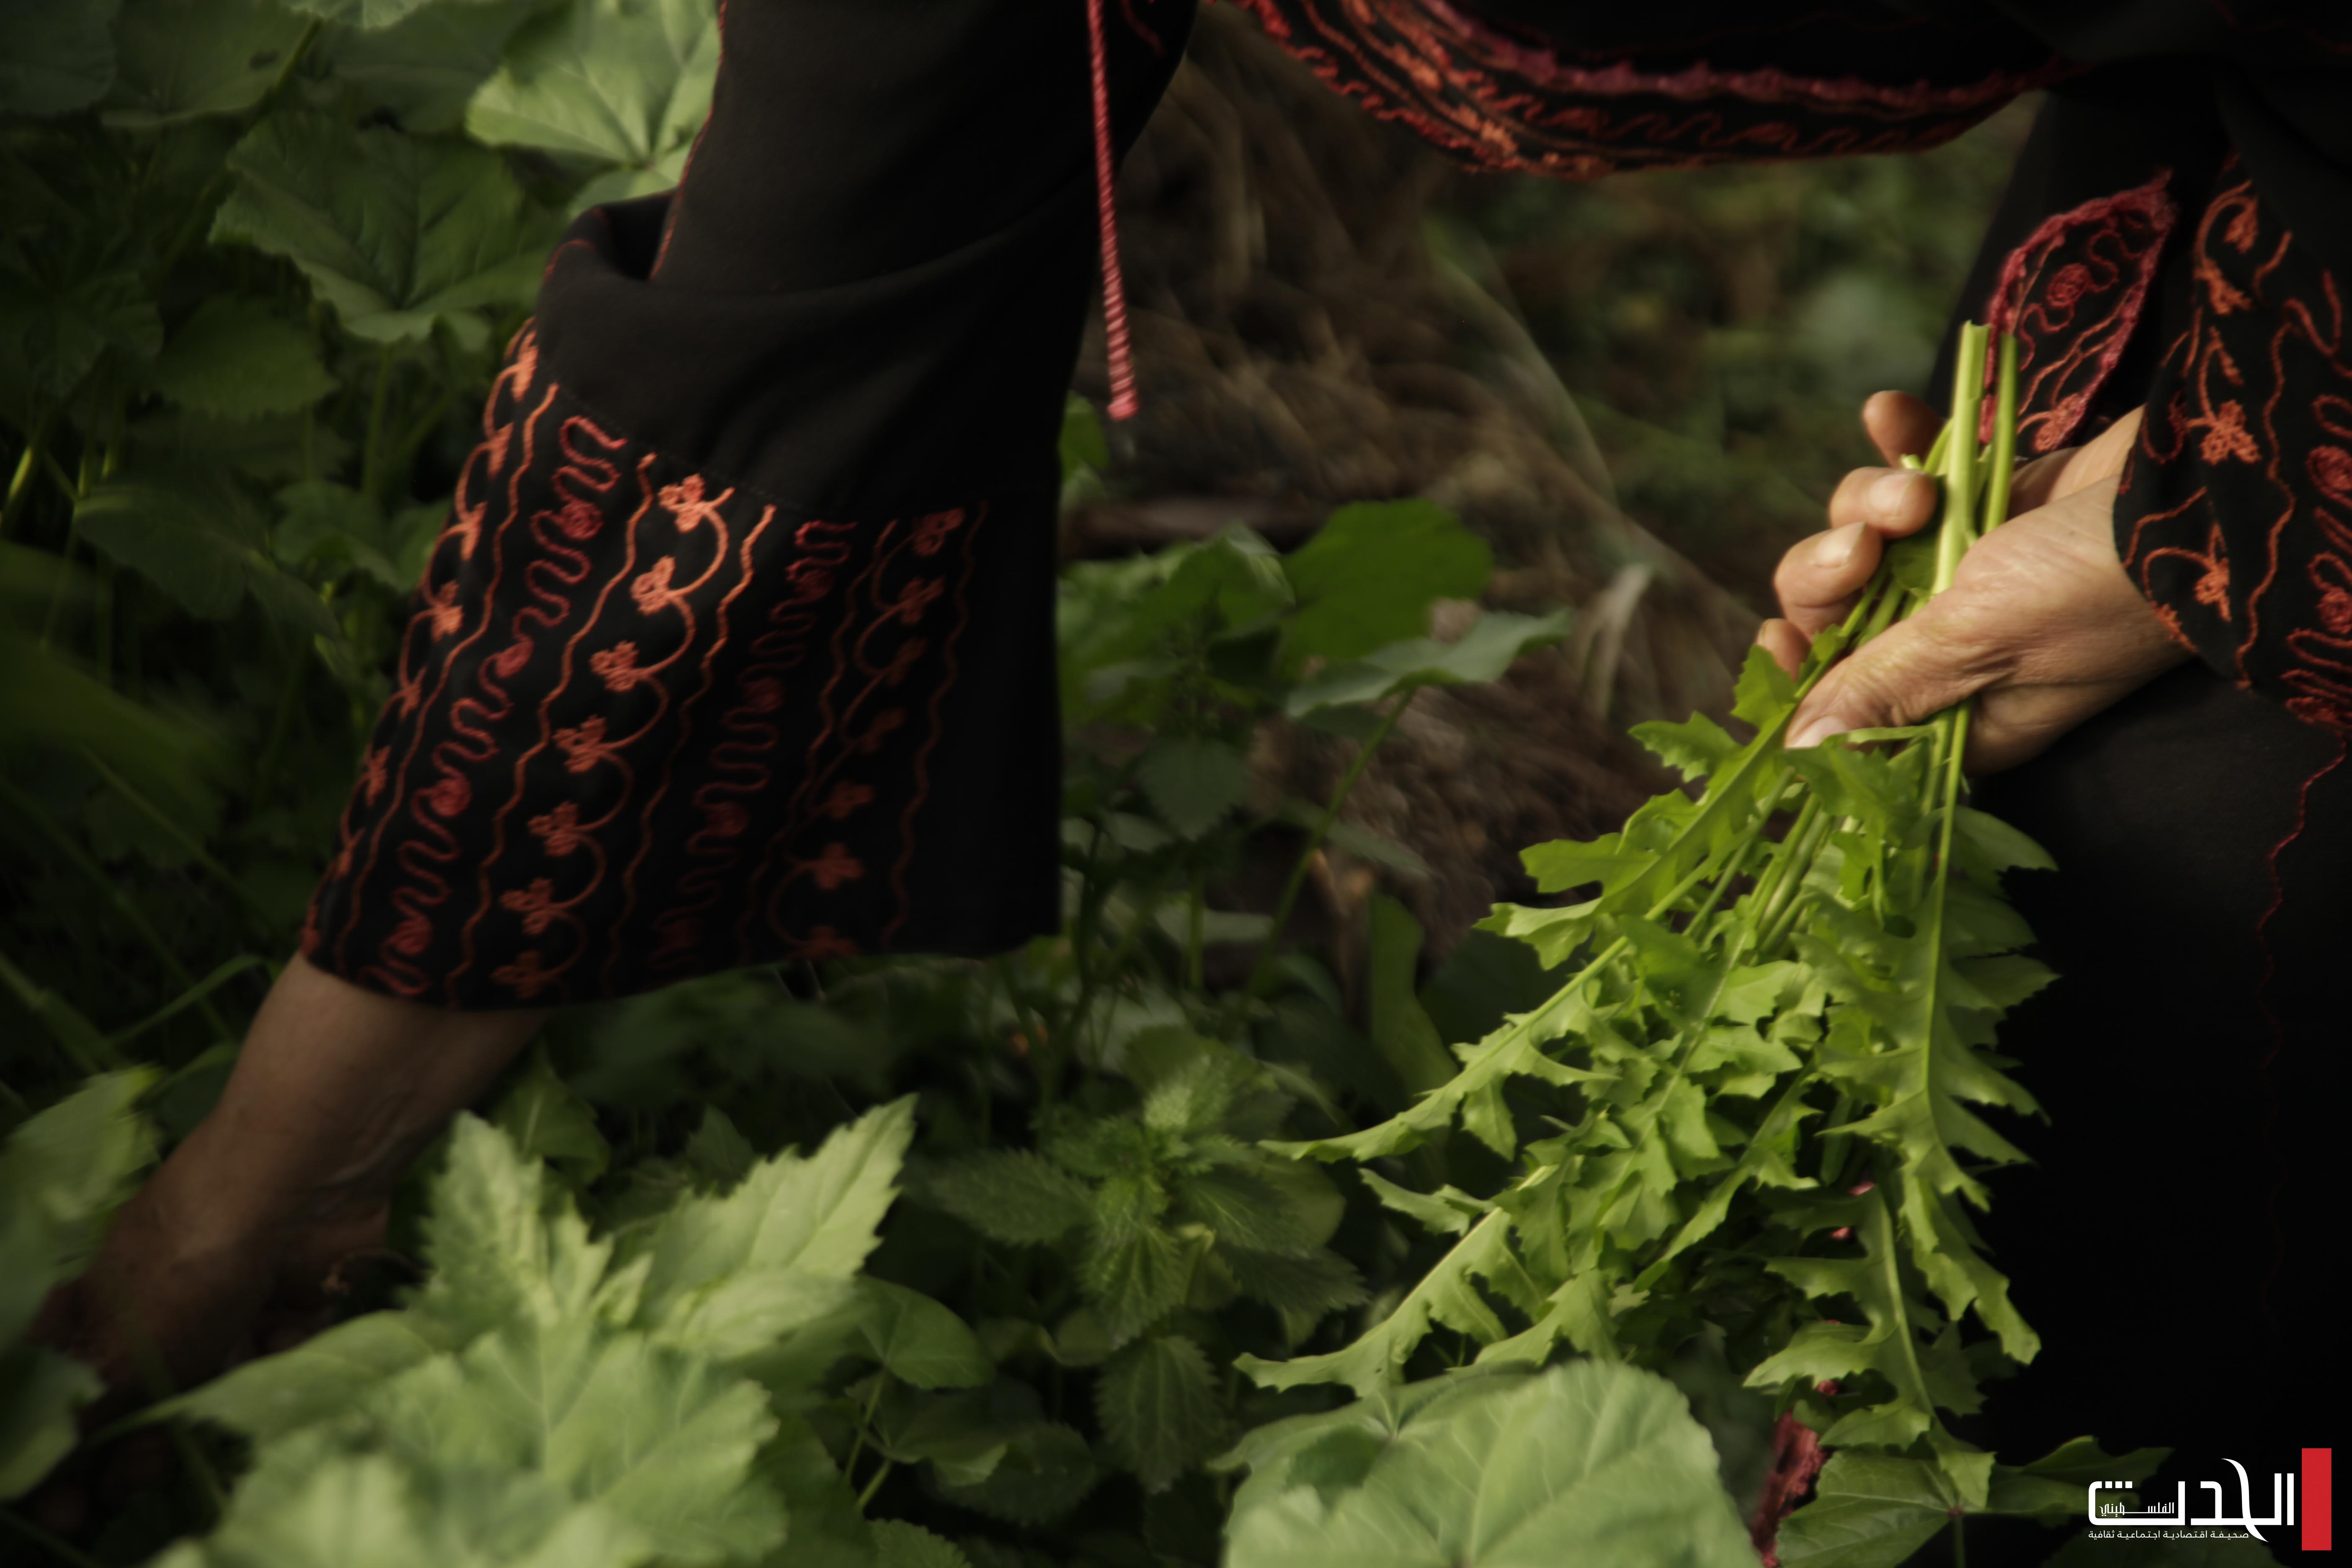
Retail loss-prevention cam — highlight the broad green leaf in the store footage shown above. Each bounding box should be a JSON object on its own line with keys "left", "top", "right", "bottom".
{"left": 1285, "top": 611, "right": 1572, "bottom": 715}
{"left": 1174, "top": 1166, "right": 1316, "bottom": 1257}
{"left": 0, "top": 0, "right": 119, "bottom": 116}
{"left": 104, "top": 0, "right": 310, "bottom": 127}
{"left": 151, "top": 298, "right": 335, "bottom": 419}
{"left": 1058, "top": 394, "right": 1108, "bottom": 484}
{"left": 1222, "top": 1362, "right": 1756, "bottom": 1568}
{"left": 325, "top": 0, "right": 558, "bottom": 134}
{"left": 1773, "top": 1451, "right": 1958, "bottom": 1568}
{"left": 678, "top": 1106, "right": 755, "bottom": 1189}
{"left": 465, "top": 0, "right": 720, "bottom": 207}
{"left": 0, "top": 1346, "right": 102, "bottom": 1501}
{"left": 1367, "top": 896, "right": 1457, "bottom": 1097}
{"left": 492, "top": 1046, "right": 611, "bottom": 1185}
{"left": 854, "top": 1278, "right": 991, "bottom": 1390}
{"left": 873, "top": 1521, "right": 974, "bottom": 1568}
{"left": 1097, "top": 1334, "right": 1226, "bottom": 1491}
{"left": 1081, "top": 1222, "right": 1196, "bottom": 1344}
{"left": 213, "top": 111, "right": 557, "bottom": 344}
{"left": 283, "top": 0, "right": 460, "bottom": 27}
{"left": 1135, "top": 735, "right": 1250, "bottom": 838}
{"left": 1282, "top": 500, "right": 1492, "bottom": 665}
{"left": 0, "top": 265, "right": 162, "bottom": 401}
{"left": 1221, "top": 1247, "right": 1367, "bottom": 1318}
{"left": 628, "top": 1098, "right": 911, "bottom": 1378}
{"left": 413, "top": 1115, "right": 621, "bottom": 1336}
{"left": 934, "top": 1421, "right": 1101, "bottom": 1528}
{"left": 0, "top": 1069, "right": 157, "bottom": 1342}
{"left": 76, "top": 469, "right": 340, "bottom": 638}
{"left": 154, "top": 1309, "right": 468, "bottom": 1440}
{"left": 916, "top": 1150, "right": 1092, "bottom": 1247}
{"left": 157, "top": 1447, "right": 659, "bottom": 1568}
{"left": 366, "top": 1315, "right": 787, "bottom": 1563}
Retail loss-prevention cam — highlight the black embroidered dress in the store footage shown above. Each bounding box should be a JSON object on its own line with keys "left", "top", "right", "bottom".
{"left": 306, "top": 0, "right": 2349, "bottom": 1452}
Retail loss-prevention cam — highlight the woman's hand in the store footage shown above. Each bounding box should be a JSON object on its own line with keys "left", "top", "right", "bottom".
{"left": 1755, "top": 391, "right": 2191, "bottom": 773}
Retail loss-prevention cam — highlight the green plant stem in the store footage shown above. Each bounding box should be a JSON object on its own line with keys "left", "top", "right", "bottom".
{"left": 361, "top": 347, "right": 398, "bottom": 502}
{"left": 856, "top": 1458, "right": 895, "bottom": 1511}
{"left": 1246, "top": 696, "right": 1408, "bottom": 997}
{"left": 1950, "top": 1514, "right": 1968, "bottom": 1568}
{"left": 841, "top": 1376, "right": 886, "bottom": 1484}
{"left": 2, "top": 407, "right": 52, "bottom": 536}
{"left": 0, "top": 779, "right": 233, "bottom": 1041}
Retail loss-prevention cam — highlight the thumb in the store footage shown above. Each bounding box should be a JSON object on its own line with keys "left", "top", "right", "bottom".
{"left": 1785, "top": 613, "right": 1990, "bottom": 749}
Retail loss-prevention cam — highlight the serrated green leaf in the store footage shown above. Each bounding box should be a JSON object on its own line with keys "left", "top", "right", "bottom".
{"left": 0, "top": 1346, "right": 103, "bottom": 1501}
{"left": 1239, "top": 1207, "right": 1520, "bottom": 1395}
{"left": 918, "top": 1150, "right": 1093, "bottom": 1246}
{"left": 1081, "top": 1222, "right": 1196, "bottom": 1344}
{"left": 414, "top": 1114, "right": 616, "bottom": 1336}
{"left": 1098, "top": 1334, "right": 1226, "bottom": 1491}
{"left": 493, "top": 1046, "right": 610, "bottom": 1185}
{"left": 154, "top": 1309, "right": 467, "bottom": 1442}
{"left": 1223, "top": 1362, "right": 1757, "bottom": 1568}
{"left": 1285, "top": 610, "right": 1572, "bottom": 715}
{"left": 1631, "top": 712, "right": 1739, "bottom": 783}
{"left": 465, "top": 0, "right": 719, "bottom": 207}
{"left": 212, "top": 111, "right": 557, "bottom": 344}
{"left": 1746, "top": 1189, "right": 1938, "bottom": 1450}
{"left": 678, "top": 1106, "right": 755, "bottom": 1190}
{"left": 1135, "top": 735, "right": 1250, "bottom": 838}
{"left": 1773, "top": 1450, "right": 1957, "bottom": 1568}
{"left": 873, "top": 1520, "right": 973, "bottom": 1568}
{"left": 1174, "top": 1165, "right": 1313, "bottom": 1256}
{"left": 156, "top": 1446, "right": 659, "bottom": 1568}
{"left": 151, "top": 298, "right": 335, "bottom": 419}
{"left": 934, "top": 1421, "right": 1101, "bottom": 1527}
{"left": 1222, "top": 1247, "right": 1367, "bottom": 1318}
{"left": 366, "top": 1314, "right": 785, "bottom": 1563}
{"left": 0, "top": 0, "right": 119, "bottom": 116}
{"left": 104, "top": 0, "right": 309, "bottom": 127}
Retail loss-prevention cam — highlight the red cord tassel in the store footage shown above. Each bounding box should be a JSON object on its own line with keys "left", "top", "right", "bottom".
{"left": 1085, "top": 0, "right": 1141, "bottom": 421}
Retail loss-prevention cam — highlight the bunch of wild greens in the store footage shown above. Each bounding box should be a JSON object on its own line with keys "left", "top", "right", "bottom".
{"left": 1226, "top": 328, "right": 2166, "bottom": 1563}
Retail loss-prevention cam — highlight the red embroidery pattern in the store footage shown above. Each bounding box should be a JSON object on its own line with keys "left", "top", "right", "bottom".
{"left": 1223, "top": 0, "right": 2065, "bottom": 180}
{"left": 1982, "top": 170, "right": 2179, "bottom": 455}
{"left": 2120, "top": 168, "right": 2352, "bottom": 731}
{"left": 303, "top": 325, "right": 993, "bottom": 1006}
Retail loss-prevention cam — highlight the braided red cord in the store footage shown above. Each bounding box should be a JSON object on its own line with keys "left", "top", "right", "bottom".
{"left": 1086, "top": 0, "right": 1141, "bottom": 420}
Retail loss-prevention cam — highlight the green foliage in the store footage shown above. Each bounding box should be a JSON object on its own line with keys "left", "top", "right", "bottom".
{"left": 212, "top": 111, "right": 556, "bottom": 345}
{"left": 1221, "top": 1362, "right": 1757, "bottom": 1568}
{"left": 0, "top": 14, "right": 2136, "bottom": 1567}
{"left": 0, "top": 1071, "right": 154, "bottom": 1496}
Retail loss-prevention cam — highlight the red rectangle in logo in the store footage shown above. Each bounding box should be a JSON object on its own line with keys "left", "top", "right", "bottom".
{"left": 2306, "top": 1448, "right": 2333, "bottom": 1552}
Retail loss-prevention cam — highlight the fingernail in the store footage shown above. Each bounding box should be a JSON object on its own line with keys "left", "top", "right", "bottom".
{"left": 1787, "top": 711, "right": 1849, "bottom": 750}
{"left": 1869, "top": 471, "right": 1921, "bottom": 518}
{"left": 1811, "top": 523, "right": 1864, "bottom": 570}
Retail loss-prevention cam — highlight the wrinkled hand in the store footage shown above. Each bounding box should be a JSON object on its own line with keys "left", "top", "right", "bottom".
{"left": 1754, "top": 392, "right": 2190, "bottom": 773}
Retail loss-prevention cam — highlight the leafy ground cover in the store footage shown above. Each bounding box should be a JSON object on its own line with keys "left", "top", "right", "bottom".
{"left": 0, "top": 3, "right": 2285, "bottom": 1567}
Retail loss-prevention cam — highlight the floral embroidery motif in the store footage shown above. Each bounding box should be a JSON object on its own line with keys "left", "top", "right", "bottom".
{"left": 1230, "top": 0, "right": 2066, "bottom": 182}
{"left": 2121, "top": 168, "right": 2352, "bottom": 732}
{"left": 302, "top": 324, "right": 995, "bottom": 1006}
{"left": 1983, "top": 169, "right": 2178, "bottom": 455}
